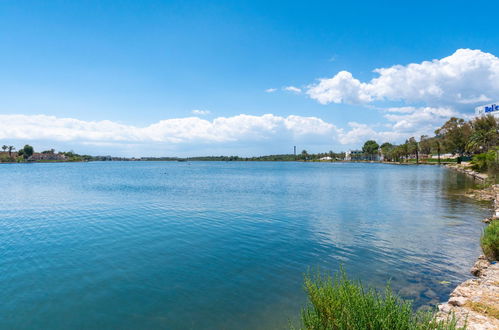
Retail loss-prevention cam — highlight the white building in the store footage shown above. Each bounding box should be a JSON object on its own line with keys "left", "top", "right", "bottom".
{"left": 475, "top": 102, "right": 499, "bottom": 118}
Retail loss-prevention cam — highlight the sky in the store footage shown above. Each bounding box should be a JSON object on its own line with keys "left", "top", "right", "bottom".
{"left": 1, "top": 0, "right": 499, "bottom": 157}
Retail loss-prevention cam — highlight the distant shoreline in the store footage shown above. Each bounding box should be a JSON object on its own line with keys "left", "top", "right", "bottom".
{"left": 0, "top": 159, "right": 459, "bottom": 165}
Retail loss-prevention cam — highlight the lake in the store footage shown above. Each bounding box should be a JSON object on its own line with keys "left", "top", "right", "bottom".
{"left": 0, "top": 162, "right": 490, "bottom": 329}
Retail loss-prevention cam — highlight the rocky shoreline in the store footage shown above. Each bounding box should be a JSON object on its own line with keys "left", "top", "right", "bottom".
{"left": 436, "top": 165, "right": 499, "bottom": 329}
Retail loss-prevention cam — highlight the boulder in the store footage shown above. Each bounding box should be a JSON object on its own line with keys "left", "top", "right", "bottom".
{"left": 470, "top": 255, "right": 490, "bottom": 277}
{"left": 448, "top": 296, "right": 468, "bottom": 307}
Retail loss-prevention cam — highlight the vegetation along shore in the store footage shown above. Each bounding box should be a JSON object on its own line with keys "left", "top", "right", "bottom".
{"left": 2, "top": 114, "right": 499, "bottom": 170}
{"left": 294, "top": 164, "right": 499, "bottom": 329}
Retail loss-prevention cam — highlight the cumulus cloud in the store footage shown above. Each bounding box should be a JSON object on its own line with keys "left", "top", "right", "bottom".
{"left": 0, "top": 114, "right": 339, "bottom": 145}
{"left": 283, "top": 86, "right": 302, "bottom": 93}
{"left": 336, "top": 122, "right": 407, "bottom": 145}
{"left": 265, "top": 88, "right": 277, "bottom": 93}
{"left": 332, "top": 107, "right": 461, "bottom": 145}
{"left": 383, "top": 106, "right": 458, "bottom": 133}
{"left": 303, "top": 49, "right": 499, "bottom": 145}
{"left": 191, "top": 109, "right": 211, "bottom": 115}
{"left": 307, "top": 49, "right": 499, "bottom": 109}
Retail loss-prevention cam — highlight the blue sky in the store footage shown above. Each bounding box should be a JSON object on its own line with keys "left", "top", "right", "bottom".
{"left": 1, "top": 0, "right": 499, "bottom": 156}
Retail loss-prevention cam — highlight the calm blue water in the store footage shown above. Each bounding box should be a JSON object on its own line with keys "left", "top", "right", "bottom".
{"left": 0, "top": 162, "right": 490, "bottom": 329}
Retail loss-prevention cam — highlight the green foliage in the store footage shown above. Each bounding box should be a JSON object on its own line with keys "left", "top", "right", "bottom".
{"left": 470, "top": 149, "right": 499, "bottom": 173}
{"left": 435, "top": 117, "right": 472, "bottom": 156}
{"left": 466, "top": 115, "right": 499, "bottom": 154}
{"left": 0, "top": 154, "right": 10, "bottom": 162}
{"left": 362, "top": 140, "right": 379, "bottom": 155}
{"left": 21, "top": 144, "right": 34, "bottom": 159}
{"left": 298, "top": 269, "right": 462, "bottom": 330}
{"left": 481, "top": 220, "right": 499, "bottom": 261}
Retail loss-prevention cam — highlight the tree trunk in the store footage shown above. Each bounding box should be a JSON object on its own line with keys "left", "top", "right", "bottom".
{"left": 437, "top": 144, "right": 441, "bottom": 165}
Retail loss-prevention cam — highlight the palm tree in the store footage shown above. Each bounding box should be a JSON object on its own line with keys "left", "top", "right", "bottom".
{"left": 8, "top": 146, "right": 15, "bottom": 158}
{"left": 2, "top": 145, "right": 7, "bottom": 153}
{"left": 301, "top": 150, "right": 309, "bottom": 161}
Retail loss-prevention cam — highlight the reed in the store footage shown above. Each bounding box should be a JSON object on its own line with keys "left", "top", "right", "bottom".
{"left": 481, "top": 220, "right": 499, "bottom": 261}
{"left": 298, "top": 269, "right": 462, "bottom": 329}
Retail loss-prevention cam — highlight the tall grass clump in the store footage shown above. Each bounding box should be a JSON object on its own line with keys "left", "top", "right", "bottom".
{"left": 481, "top": 220, "right": 499, "bottom": 261}
{"left": 298, "top": 269, "right": 462, "bottom": 330}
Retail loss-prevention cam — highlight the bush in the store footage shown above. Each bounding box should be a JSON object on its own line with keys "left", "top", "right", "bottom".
{"left": 481, "top": 220, "right": 499, "bottom": 261}
{"left": 470, "top": 149, "right": 499, "bottom": 174}
{"left": 298, "top": 269, "right": 461, "bottom": 329}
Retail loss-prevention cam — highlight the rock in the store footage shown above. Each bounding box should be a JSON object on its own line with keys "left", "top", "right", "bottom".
{"left": 438, "top": 303, "right": 451, "bottom": 313}
{"left": 438, "top": 166, "right": 499, "bottom": 329}
{"left": 448, "top": 296, "right": 468, "bottom": 306}
{"left": 471, "top": 255, "right": 490, "bottom": 277}
{"left": 437, "top": 262, "right": 499, "bottom": 329}
{"left": 481, "top": 217, "right": 492, "bottom": 224}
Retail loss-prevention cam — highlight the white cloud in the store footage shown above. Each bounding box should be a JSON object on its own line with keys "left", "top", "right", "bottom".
{"left": 307, "top": 71, "right": 372, "bottom": 104}
{"left": 283, "top": 86, "right": 302, "bottom": 93}
{"left": 337, "top": 122, "right": 408, "bottom": 145}
{"left": 0, "top": 114, "right": 339, "bottom": 145}
{"left": 383, "top": 106, "right": 457, "bottom": 133}
{"left": 307, "top": 49, "right": 499, "bottom": 109}
{"left": 265, "top": 88, "right": 277, "bottom": 93}
{"left": 191, "top": 109, "right": 211, "bottom": 115}
{"left": 333, "top": 107, "right": 460, "bottom": 145}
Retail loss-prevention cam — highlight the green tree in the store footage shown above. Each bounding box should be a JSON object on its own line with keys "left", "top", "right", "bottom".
{"left": 362, "top": 140, "right": 379, "bottom": 160}
{"left": 301, "top": 150, "right": 309, "bottom": 161}
{"left": 431, "top": 136, "right": 443, "bottom": 165}
{"left": 407, "top": 137, "right": 419, "bottom": 164}
{"left": 435, "top": 117, "right": 472, "bottom": 156}
{"left": 398, "top": 142, "right": 410, "bottom": 162}
{"left": 21, "top": 145, "right": 34, "bottom": 160}
{"left": 466, "top": 114, "right": 499, "bottom": 154}
{"left": 380, "top": 142, "right": 394, "bottom": 161}
{"left": 1, "top": 145, "right": 7, "bottom": 153}
{"left": 8, "top": 146, "right": 15, "bottom": 158}
{"left": 419, "top": 135, "right": 432, "bottom": 159}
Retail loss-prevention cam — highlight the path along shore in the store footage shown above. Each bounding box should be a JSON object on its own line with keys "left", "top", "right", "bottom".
{"left": 436, "top": 164, "right": 499, "bottom": 329}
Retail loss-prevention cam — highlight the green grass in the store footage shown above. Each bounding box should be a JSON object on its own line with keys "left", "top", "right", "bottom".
{"left": 297, "top": 269, "right": 462, "bottom": 330}
{"left": 481, "top": 220, "right": 499, "bottom": 261}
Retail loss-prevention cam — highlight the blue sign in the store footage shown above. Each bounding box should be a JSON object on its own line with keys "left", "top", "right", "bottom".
{"left": 484, "top": 104, "right": 499, "bottom": 113}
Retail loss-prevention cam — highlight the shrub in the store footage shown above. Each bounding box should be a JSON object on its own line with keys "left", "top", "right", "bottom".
{"left": 298, "top": 269, "right": 461, "bottom": 329}
{"left": 0, "top": 154, "right": 10, "bottom": 162}
{"left": 481, "top": 220, "right": 499, "bottom": 261}
{"left": 470, "top": 149, "right": 499, "bottom": 174}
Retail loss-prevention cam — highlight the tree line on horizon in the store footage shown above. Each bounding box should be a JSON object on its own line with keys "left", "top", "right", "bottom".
{"left": 359, "top": 114, "right": 499, "bottom": 173}
{"left": 0, "top": 145, "right": 99, "bottom": 163}
{"left": 2, "top": 115, "right": 497, "bottom": 168}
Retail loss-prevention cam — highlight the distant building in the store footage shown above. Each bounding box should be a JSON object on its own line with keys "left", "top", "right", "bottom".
{"left": 429, "top": 153, "right": 457, "bottom": 159}
{"left": 378, "top": 147, "right": 384, "bottom": 161}
{"left": 475, "top": 102, "right": 499, "bottom": 118}
{"left": 29, "top": 152, "right": 67, "bottom": 161}
{"left": 345, "top": 150, "right": 364, "bottom": 161}
{"left": 345, "top": 149, "right": 382, "bottom": 161}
